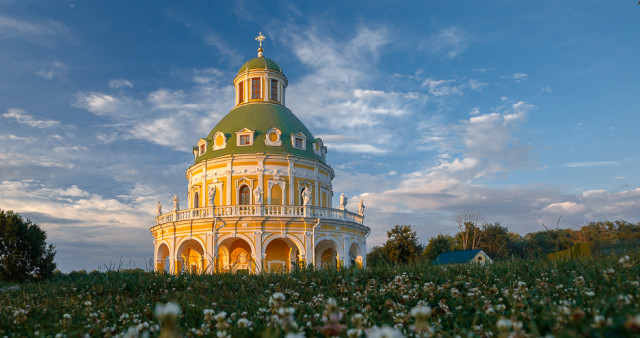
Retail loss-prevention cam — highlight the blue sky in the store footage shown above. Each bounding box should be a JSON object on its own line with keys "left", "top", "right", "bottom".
{"left": 1, "top": 1, "right": 639, "bottom": 272}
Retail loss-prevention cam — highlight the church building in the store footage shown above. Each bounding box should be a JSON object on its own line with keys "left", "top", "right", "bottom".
{"left": 150, "top": 35, "right": 370, "bottom": 274}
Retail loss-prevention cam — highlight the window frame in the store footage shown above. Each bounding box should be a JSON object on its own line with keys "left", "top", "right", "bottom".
{"left": 251, "top": 78, "right": 261, "bottom": 100}
{"left": 239, "top": 185, "right": 251, "bottom": 205}
{"left": 270, "top": 79, "right": 278, "bottom": 101}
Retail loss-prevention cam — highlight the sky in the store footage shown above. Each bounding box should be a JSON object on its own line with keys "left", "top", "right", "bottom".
{"left": 1, "top": 0, "right": 639, "bottom": 272}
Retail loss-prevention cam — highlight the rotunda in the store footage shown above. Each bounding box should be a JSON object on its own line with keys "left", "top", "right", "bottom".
{"left": 150, "top": 37, "right": 370, "bottom": 274}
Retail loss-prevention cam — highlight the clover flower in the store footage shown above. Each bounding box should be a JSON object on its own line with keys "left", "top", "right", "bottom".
{"left": 496, "top": 317, "right": 512, "bottom": 331}
{"left": 410, "top": 304, "right": 433, "bottom": 335}
{"left": 624, "top": 314, "right": 640, "bottom": 332}
{"left": 619, "top": 255, "right": 632, "bottom": 268}
{"left": 366, "top": 326, "right": 404, "bottom": 338}
{"left": 237, "top": 318, "right": 251, "bottom": 329}
{"left": 592, "top": 315, "right": 612, "bottom": 328}
{"left": 154, "top": 302, "right": 181, "bottom": 338}
{"left": 320, "top": 298, "right": 345, "bottom": 336}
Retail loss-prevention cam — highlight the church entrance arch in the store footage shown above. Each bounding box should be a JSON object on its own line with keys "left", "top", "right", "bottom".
{"left": 315, "top": 238, "right": 340, "bottom": 269}
{"left": 348, "top": 242, "right": 363, "bottom": 268}
{"left": 176, "top": 239, "right": 206, "bottom": 274}
{"left": 218, "top": 237, "right": 253, "bottom": 273}
{"left": 263, "top": 236, "right": 303, "bottom": 272}
{"left": 156, "top": 242, "right": 171, "bottom": 273}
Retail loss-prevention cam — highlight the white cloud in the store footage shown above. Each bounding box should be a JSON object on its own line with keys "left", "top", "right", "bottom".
{"left": 421, "top": 78, "right": 462, "bottom": 96}
{"left": 329, "top": 143, "right": 388, "bottom": 154}
{"left": 542, "top": 201, "right": 586, "bottom": 215}
{"left": 427, "top": 26, "right": 470, "bottom": 59}
{"left": 511, "top": 73, "right": 527, "bottom": 82}
{"left": 564, "top": 161, "right": 618, "bottom": 168}
{"left": 0, "top": 15, "right": 68, "bottom": 40}
{"left": 2, "top": 108, "right": 61, "bottom": 128}
{"left": 0, "top": 179, "right": 159, "bottom": 228}
{"left": 0, "top": 133, "right": 37, "bottom": 143}
{"left": 74, "top": 68, "right": 234, "bottom": 151}
{"left": 36, "top": 61, "right": 68, "bottom": 80}
{"left": 109, "top": 79, "right": 134, "bottom": 89}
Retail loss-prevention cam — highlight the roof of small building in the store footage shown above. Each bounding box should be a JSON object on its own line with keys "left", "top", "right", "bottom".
{"left": 237, "top": 56, "right": 283, "bottom": 75}
{"left": 432, "top": 249, "right": 486, "bottom": 265}
{"left": 194, "top": 102, "right": 324, "bottom": 164}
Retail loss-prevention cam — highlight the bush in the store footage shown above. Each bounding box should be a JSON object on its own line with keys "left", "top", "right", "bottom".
{"left": 0, "top": 209, "right": 56, "bottom": 282}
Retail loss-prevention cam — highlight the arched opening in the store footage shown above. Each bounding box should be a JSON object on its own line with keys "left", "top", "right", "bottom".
{"left": 349, "top": 242, "right": 363, "bottom": 268}
{"left": 218, "top": 237, "right": 253, "bottom": 273}
{"left": 270, "top": 184, "right": 282, "bottom": 205}
{"left": 156, "top": 243, "right": 170, "bottom": 273}
{"left": 176, "top": 239, "right": 206, "bottom": 274}
{"left": 322, "top": 192, "right": 327, "bottom": 208}
{"left": 193, "top": 191, "right": 199, "bottom": 209}
{"left": 239, "top": 185, "right": 251, "bottom": 205}
{"left": 315, "top": 239, "right": 340, "bottom": 269}
{"left": 264, "top": 237, "right": 302, "bottom": 272}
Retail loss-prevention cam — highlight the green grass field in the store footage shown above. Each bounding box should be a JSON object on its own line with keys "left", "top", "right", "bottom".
{"left": 2, "top": 254, "right": 640, "bottom": 337}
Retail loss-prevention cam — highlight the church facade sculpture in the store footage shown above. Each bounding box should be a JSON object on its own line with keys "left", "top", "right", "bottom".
{"left": 150, "top": 36, "right": 369, "bottom": 274}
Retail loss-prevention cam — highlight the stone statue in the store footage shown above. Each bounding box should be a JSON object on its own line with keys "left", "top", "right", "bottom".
{"left": 156, "top": 201, "right": 162, "bottom": 216}
{"left": 254, "top": 186, "right": 263, "bottom": 205}
{"left": 358, "top": 199, "right": 365, "bottom": 215}
{"left": 302, "top": 188, "right": 312, "bottom": 206}
{"left": 172, "top": 194, "right": 179, "bottom": 211}
{"left": 340, "top": 193, "right": 348, "bottom": 210}
{"left": 208, "top": 186, "right": 216, "bottom": 207}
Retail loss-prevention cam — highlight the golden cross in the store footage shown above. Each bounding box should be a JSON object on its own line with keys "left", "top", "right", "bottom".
{"left": 255, "top": 32, "right": 266, "bottom": 48}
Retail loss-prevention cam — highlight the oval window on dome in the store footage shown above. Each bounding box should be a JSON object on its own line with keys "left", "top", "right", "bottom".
{"left": 265, "top": 127, "right": 282, "bottom": 146}
{"left": 212, "top": 132, "right": 227, "bottom": 151}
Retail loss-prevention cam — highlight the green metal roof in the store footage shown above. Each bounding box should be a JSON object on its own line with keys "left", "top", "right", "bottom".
{"left": 237, "top": 57, "right": 283, "bottom": 75}
{"left": 195, "top": 102, "right": 324, "bottom": 164}
{"left": 432, "top": 249, "right": 484, "bottom": 265}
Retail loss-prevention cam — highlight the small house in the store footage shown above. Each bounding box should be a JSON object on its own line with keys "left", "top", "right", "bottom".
{"left": 432, "top": 249, "right": 492, "bottom": 265}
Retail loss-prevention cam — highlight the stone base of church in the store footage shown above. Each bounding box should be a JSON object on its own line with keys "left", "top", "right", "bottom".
{"left": 151, "top": 216, "right": 367, "bottom": 274}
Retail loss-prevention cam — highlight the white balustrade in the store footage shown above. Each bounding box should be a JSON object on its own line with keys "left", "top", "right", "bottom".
{"left": 155, "top": 205, "right": 363, "bottom": 225}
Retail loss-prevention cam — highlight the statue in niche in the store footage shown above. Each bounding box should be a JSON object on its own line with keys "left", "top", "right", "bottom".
{"left": 208, "top": 186, "right": 216, "bottom": 207}
{"left": 172, "top": 194, "right": 179, "bottom": 211}
{"left": 358, "top": 199, "right": 365, "bottom": 215}
{"left": 340, "top": 193, "right": 348, "bottom": 210}
{"left": 254, "top": 186, "right": 263, "bottom": 205}
{"left": 156, "top": 201, "right": 162, "bottom": 216}
{"left": 302, "top": 188, "right": 312, "bottom": 206}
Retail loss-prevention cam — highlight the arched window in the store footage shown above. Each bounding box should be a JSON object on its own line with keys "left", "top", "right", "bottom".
{"left": 239, "top": 185, "right": 251, "bottom": 205}
{"left": 193, "top": 192, "right": 199, "bottom": 208}
{"left": 270, "top": 184, "right": 282, "bottom": 205}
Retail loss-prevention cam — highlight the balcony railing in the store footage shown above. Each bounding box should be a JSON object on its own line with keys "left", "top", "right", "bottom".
{"left": 155, "top": 205, "right": 364, "bottom": 226}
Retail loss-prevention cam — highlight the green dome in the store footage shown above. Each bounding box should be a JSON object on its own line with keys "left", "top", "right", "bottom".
{"left": 195, "top": 103, "right": 323, "bottom": 163}
{"left": 237, "top": 57, "right": 283, "bottom": 75}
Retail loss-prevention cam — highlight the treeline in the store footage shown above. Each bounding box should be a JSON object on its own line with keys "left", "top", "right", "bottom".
{"left": 367, "top": 220, "right": 640, "bottom": 267}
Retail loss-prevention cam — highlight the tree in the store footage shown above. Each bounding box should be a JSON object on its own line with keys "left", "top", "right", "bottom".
{"left": 365, "top": 246, "right": 390, "bottom": 268}
{"left": 381, "top": 225, "right": 422, "bottom": 265}
{"left": 454, "top": 210, "right": 484, "bottom": 250}
{"left": 480, "top": 223, "right": 510, "bottom": 258}
{"left": 0, "top": 210, "right": 56, "bottom": 281}
{"left": 423, "top": 234, "right": 454, "bottom": 262}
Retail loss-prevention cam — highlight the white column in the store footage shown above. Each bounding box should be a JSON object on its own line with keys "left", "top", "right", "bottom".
{"left": 170, "top": 235, "right": 177, "bottom": 274}
{"left": 314, "top": 165, "right": 319, "bottom": 206}
{"left": 254, "top": 231, "right": 263, "bottom": 273}
{"left": 226, "top": 161, "right": 233, "bottom": 206}
{"left": 305, "top": 231, "right": 314, "bottom": 266}
{"left": 288, "top": 159, "right": 295, "bottom": 205}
